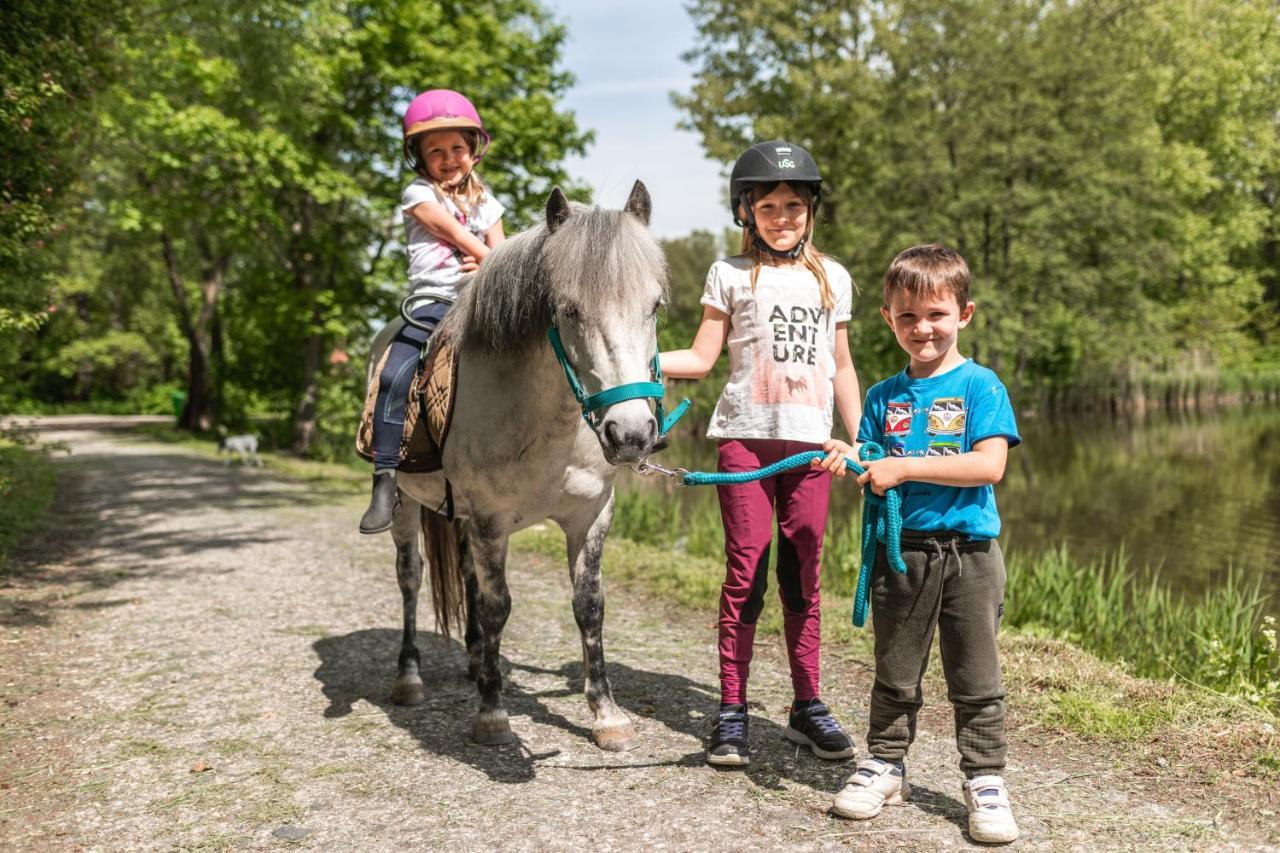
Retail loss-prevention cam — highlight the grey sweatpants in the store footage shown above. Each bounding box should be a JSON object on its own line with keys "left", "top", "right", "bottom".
{"left": 866, "top": 531, "right": 1007, "bottom": 777}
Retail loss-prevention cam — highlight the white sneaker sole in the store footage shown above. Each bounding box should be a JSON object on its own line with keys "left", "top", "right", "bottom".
{"left": 831, "top": 782, "right": 910, "bottom": 820}
{"left": 784, "top": 725, "right": 857, "bottom": 759}
{"left": 706, "top": 750, "right": 749, "bottom": 767}
{"left": 968, "top": 821, "right": 1019, "bottom": 844}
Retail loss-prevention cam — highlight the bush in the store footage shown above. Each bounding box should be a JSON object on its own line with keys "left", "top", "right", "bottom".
{"left": 0, "top": 428, "right": 57, "bottom": 569}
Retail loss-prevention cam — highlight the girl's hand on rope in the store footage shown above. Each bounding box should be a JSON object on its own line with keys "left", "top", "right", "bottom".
{"left": 857, "top": 457, "right": 911, "bottom": 496}
{"left": 813, "top": 438, "right": 856, "bottom": 477}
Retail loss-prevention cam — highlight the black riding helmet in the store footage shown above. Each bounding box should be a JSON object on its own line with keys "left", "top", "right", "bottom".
{"left": 729, "top": 140, "right": 823, "bottom": 259}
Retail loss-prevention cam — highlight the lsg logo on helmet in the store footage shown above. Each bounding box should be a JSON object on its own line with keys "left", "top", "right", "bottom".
{"left": 774, "top": 146, "right": 795, "bottom": 169}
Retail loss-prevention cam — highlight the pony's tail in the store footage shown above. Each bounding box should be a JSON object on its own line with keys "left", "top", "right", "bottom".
{"left": 422, "top": 505, "right": 466, "bottom": 637}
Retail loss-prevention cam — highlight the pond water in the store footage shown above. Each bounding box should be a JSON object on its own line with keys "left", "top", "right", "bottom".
{"left": 619, "top": 405, "right": 1280, "bottom": 601}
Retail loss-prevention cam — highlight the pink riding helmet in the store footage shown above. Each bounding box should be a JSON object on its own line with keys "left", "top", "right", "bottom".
{"left": 402, "top": 89, "right": 490, "bottom": 160}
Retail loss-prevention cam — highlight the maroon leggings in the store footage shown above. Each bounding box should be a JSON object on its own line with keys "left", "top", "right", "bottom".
{"left": 715, "top": 438, "right": 833, "bottom": 706}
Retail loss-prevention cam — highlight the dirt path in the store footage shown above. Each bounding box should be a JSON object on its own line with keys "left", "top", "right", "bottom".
{"left": 0, "top": 422, "right": 1256, "bottom": 850}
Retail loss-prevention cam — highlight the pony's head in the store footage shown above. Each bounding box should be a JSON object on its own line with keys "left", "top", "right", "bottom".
{"left": 451, "top": 181, "right": 667, "bottom": 464}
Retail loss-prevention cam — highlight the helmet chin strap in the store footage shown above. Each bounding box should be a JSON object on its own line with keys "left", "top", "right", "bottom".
{"left": 750, "top": 229, "right": 807, "bottom": 260}
{"left": 437, "top": 168, "right": 474, "bottom": 196}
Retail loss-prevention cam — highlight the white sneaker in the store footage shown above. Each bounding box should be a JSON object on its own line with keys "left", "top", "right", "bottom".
{"left": 831, "top": 758, "right": 910, "bottom": 819}
{"left": 963, "top": 775, "right": 1019, "bottom": 843}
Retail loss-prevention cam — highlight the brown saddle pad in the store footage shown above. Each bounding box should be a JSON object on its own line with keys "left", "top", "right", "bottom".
{"left": 419, "top": 326, "right": 459, "bottom": 452}
{"left": 354, "top": 326, "right": 460, "bottom": 474}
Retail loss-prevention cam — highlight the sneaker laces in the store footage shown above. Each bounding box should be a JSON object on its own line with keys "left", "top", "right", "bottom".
{"left": 714, "top": 708, "right": 747, "bottom": 741}
{"left": 799, "top": 701, "right": 844, "bottom": 735}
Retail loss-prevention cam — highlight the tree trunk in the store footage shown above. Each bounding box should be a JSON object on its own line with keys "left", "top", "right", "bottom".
{"left": 182, "top": 337, "right": 212, "bottom": 432}
{"left": 292, "top": 321, "right": 324, "bottom": 455}
{"left": 160, "top": 232, "right": 226, "bottom": 432}
{"left": 211, "top": 303, "right": 225, "bottom": 427}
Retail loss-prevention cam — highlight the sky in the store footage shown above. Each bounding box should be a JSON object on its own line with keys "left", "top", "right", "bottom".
{"left": 545, "top": 1, "right": 733, "bottom": 238}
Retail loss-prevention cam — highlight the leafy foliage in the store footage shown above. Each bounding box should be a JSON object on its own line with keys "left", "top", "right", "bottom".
{"left": 1, "top": 0, "right": 589, "bottom": 450}
{"left": 678, "top": 0, "right": 1280, "bottom": 404}
{"left": 0, "top": 0, "right": 120, "bottom": 323}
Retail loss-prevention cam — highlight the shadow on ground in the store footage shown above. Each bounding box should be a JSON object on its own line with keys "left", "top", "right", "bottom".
{"left": 0, "top": 444, "right": 355, "bottom": 627}
{"left": 312, "top": 627, "right": 905, "bottom": 804}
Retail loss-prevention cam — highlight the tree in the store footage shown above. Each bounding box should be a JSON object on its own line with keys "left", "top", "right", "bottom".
{"left": 678, "top": 0, "right": 1280, "bottom": 406}
{"left": 76, "top": 0, "right": 590, "bottom": 443}
{"left": 0, "top": 0, "right": 121, "bottom": 399}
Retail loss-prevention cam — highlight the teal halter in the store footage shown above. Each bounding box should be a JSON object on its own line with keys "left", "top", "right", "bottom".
{"left": 546, "top": 321, "right": 690, "bottom": 437}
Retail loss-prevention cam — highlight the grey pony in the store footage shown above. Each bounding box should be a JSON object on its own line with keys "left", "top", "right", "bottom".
{"left": 366, "top": 182, "right": 664, "bottom": 751}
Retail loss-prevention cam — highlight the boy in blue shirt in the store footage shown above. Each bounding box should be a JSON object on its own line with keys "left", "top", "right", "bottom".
{"left": 815, "top": 244, "right": 1021, "bottom": 844}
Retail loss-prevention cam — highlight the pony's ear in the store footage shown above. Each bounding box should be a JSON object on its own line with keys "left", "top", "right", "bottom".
{"left": 546, "top": 187, "right": 571, "bottom": 232}
{"left": 624, "top": 180, "right": 651, "bottom": 226}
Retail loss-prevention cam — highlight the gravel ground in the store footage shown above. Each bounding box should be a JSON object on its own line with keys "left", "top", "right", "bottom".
{"left": 0, "top": 422, "right": 1261, "bottom": 850}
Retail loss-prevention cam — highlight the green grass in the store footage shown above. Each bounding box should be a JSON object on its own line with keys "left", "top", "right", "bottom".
{"left": 609, "top": 487, "right": 866, "bottom": 598}
{"left": 0, "top": 428, "right": 58, "bottom": 569}
{"left": 1037, "top": 688, "right": 1179, "bottom": 740}
{"left": 520, "top": 522, "right": 725, "bottom": 613}
{"left": 1005, "top": 546, "right": 1280, "bottom": 712}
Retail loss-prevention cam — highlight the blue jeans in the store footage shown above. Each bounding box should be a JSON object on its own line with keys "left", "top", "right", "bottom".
{"left": 372, "top": 302, "right": 451, "bottom": 470}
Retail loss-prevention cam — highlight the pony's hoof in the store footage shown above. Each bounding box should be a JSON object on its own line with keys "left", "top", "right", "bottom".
{"left": 390, "top": 676, "right": 425, "bottom": 706}
{"left": 593, "top": 722, "right": 639, "bottom": 752}
{"left": 472, "top": 710, "right": 516, "bottom": 745}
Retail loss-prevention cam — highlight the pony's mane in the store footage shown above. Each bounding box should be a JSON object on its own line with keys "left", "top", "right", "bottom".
{"left": 444, "top": 202, "right": 667, "bottom": 355}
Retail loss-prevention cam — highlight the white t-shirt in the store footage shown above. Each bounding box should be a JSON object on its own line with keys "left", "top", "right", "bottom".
{"left": 401, "top": 178, "right": 505, "bottom": 302}
{"left": 701, "top": 255, "right": 854, "bottom": 443}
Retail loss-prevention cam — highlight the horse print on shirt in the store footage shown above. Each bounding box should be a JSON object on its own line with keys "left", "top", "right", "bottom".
{"left": 750, "top": 301, "right": 828, "bottom": 407}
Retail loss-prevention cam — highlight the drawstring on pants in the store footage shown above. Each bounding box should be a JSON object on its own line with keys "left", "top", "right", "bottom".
{"left": 925, "top": 536, "right": 964, "bottom": 578}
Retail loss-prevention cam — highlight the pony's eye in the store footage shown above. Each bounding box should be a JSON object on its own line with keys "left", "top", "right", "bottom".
{"left": 650, "top": 300, "right": 663, "bottom": 318}
{"left": 561, "top": 304, "right": 581, "bottom": 323}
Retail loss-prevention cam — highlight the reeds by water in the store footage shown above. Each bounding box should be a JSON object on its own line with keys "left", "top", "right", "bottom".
{"left": 1039, "top": 362, "right": 1280, "bottom": 415}
{"left": 1004, "top": 546, "right": 1279, "bottom": 710}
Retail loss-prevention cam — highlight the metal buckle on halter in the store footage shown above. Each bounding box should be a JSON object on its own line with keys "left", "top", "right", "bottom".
{"left": 629, "top": 459, "right": 689, "bottom": 486}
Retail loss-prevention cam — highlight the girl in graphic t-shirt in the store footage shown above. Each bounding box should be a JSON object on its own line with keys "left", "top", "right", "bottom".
{"left": 359, "top": 89, "right": 505, "bottom": 534}
{"left": 660, "top": 141, "right": 862, "bottom": 768}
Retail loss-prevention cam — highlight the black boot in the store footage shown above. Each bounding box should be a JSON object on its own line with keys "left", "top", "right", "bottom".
{"left": 359, "top": 470, "right": 398, "bottom": 534}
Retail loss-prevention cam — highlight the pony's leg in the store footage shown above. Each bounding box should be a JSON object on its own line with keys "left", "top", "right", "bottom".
{"left": 468, "top": 519, "right": 516, "bottom": 745}
{"left": 389, "top": 493, "right": 426, "bottom": 706}
{"left": 463, "top": 537, "right": 482, "bottom": 682}
{"left": 566, "top": 495, "right": 637, "bottom": 752}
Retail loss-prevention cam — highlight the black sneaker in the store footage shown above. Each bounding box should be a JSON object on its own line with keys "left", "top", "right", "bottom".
{"left": 785, "top": 699, "right": 856, "bottom": 759}
{"left": 707, "top": 704, "right": 749, "bottom": 767}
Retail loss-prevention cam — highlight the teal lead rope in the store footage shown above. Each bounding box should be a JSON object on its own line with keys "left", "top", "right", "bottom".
{"left": 849, "top": 442, "right": 907, "bottom": 627}
{"left": 678, "top": 442, "right": 906, "bottom": 627}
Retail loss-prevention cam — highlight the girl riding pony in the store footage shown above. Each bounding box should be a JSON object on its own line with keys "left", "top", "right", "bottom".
{"left": 360, "top": 89, "right": 506, "bottom": 534}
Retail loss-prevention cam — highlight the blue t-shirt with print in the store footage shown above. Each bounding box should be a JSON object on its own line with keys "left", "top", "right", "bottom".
{"left": 857, "top": 359, "right": 1021, "bottom": 539}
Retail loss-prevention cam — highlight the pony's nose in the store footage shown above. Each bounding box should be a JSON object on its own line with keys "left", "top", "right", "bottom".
{"left": 602, "top": 414, "right": 656, "bottom": 463}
